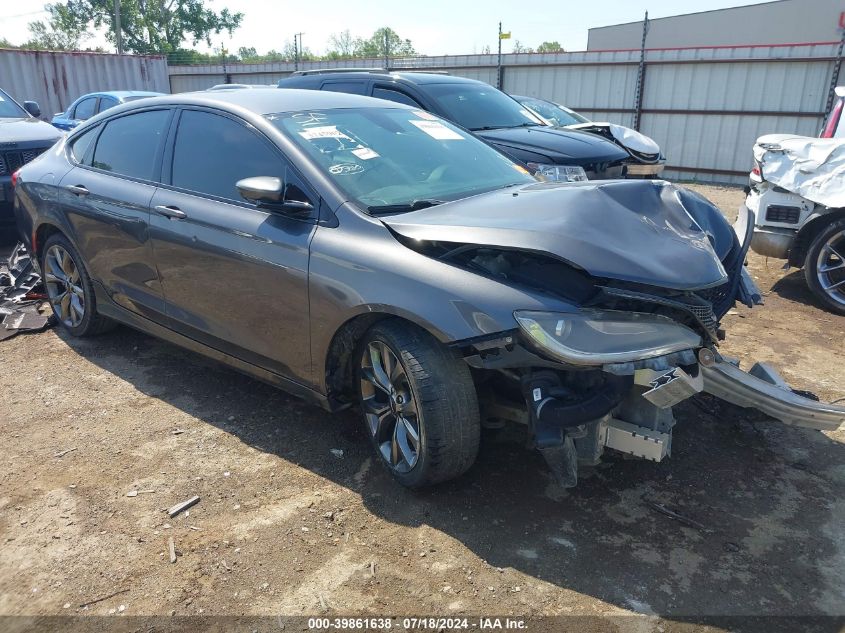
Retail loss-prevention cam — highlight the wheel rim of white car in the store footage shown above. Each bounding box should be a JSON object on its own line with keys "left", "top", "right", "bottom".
{"left": 360, "top": 341, "right": 420, "bottom": 473}
{"left": 816, "top": 230, "right": 845, "bottom": 307}
{"left": 44, "top": 245, "right": 85, "bottom": 328}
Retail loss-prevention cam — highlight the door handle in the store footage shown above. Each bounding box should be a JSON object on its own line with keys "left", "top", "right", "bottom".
{"left": 64, "top": 184, "right": 89, "bottom": 196}
{"left": 154, "top": 205, "right": 187, "bottom": 220}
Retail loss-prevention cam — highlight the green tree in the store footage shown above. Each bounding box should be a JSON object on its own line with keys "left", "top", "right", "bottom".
{"left": 355, "top": 27, "right": 415, "bottom": 58}
{"left": 327, "top": 29, "right": 356, "bottom": 58}
{"left": 511, "top": 40, "right": 534, "bottom": 54}
{"left": 536, "top": 40, "right": 564, "bottom": 53}
{"left": 25, "top": 3, "right": 90, "bottom": 50}
{"left": 237, "top": 46, "right": 257, "bottom": 60}
{"left": 29, "top": 0, "right": 243, "bottom": 55}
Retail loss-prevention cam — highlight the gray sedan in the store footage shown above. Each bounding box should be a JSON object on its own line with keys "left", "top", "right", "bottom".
{"left": 13, "top": 90, "right": 844, "bottom": 489}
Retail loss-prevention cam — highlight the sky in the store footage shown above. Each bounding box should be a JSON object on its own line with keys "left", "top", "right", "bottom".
{"left": 0, "top": 0, "right": 777, "bottom": 55}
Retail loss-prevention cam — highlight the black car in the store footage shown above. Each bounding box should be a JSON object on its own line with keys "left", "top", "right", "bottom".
{"left": 0, "top": 88, "right": 62, "bottom": 237}
{"left": 14, "top": 89, "right": 844, "bottom": 489}
{"left": 277, "top": 71, "right": 629, "bottom": 182}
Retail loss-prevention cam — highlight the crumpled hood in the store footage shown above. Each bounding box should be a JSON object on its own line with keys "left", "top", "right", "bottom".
{"left": 381, "top": 180, "right": 731, "bottom": 291}
{"left": 476, "top": 126, "right": 629, "bottom": 164}
{"left": 753, "top": 133, "right": 845, "bottom": 207}
{"left": 0, "top": 117, "right": 63, "bottom": 144}
{"left": 568, "top": 122, "right": 661, "bottom": 157}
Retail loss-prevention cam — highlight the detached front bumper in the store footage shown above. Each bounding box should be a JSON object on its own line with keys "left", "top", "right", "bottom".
{"left": 701, "top": 356, "right": 845, "bottom": 431}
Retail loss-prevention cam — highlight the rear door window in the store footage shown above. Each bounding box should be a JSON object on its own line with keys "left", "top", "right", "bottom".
{"left": 372, "top": 87, "right": 423, "bottom": 107}
{"left": 97, "top": 97, "right": 119, "bottom": 113}
{"left": 92, "top": 109, "right": 171, "bottom": 181}
{"left": 320, "top": 81, "right": 367, "bottom": 95}
{"left": 69, "top": 126, "right": 99, "bottom": 165}
{"left": 73, "top": 97, "right": 97, "bottom": 121}
{"left": 170, "top": 109, "right": 284, "bottom": 202}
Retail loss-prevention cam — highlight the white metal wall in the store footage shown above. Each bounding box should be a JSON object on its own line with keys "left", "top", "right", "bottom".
{"left": 0, "top": 49, "right": 169, "bottom": 118}
{"left": 162, "top": 42, "right": 837, "bottom": 184}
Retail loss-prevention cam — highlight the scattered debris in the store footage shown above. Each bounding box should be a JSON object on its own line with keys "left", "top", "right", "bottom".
{"left": 648, "top": 502, "right": 708, "bottom": 531}
{"left": 188, "top": 525, "right": 201, "bottom": 531}
{"left": 126, "top": 490, "right": 138, "bottom": 497}
{"left": 0, "top": 242, "right": 54, "bottom": 342}
{"left": 171, "top": 429, "right": 186, "bottom": 435}
{"left": 330, "top": 449, "right": 344, "bottom": 458}
{"left": 168, "top": 536, "right": 177, "bottom": 563}
{"left": 53, "top": 448, "right": 77, "bottom": 458}
{"left": 318, "top": 593, "right": 328, "bottom": 612}
{"left": 167, "top": 496, "right": 200, "bottom": 518}
{"left": 78, "top": 588, "right": 130, "bottom": 608}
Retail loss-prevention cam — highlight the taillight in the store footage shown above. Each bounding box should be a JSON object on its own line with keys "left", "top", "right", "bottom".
{"left": 822, "top": 98, "right": 844, "bottom": 138}
{"left": 10, "top": 169, "right": 20, "bottom": 188}
{"left": 752, "top": 166, "right": 761, "bottom": 176}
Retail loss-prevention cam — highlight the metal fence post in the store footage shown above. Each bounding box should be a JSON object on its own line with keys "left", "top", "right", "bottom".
{"left": 497, "top": 22, "right": 503, "bottom": 90}
{"left": 823, "top": 27, "right": 845, "bottom": 125}
{"left": 632, "top": 11, "right": 650, "bottom": 131}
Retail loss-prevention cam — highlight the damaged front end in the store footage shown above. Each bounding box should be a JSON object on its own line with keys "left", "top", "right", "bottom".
{"left": 383, "top": 180, "right": 845, "bottom": 487}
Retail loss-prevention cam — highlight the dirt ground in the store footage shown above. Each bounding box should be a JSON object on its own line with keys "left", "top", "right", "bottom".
{"left": 1, "top": 184, "right": 844, "bottom": 632}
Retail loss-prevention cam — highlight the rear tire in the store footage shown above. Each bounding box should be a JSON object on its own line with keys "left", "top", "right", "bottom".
{"left": 41, "top": 233, "right": 115, "bottom": 336}
{"left": 356, "top": 319, "right": 480, "bottom": 488}
{"left": 804, "top": 220, "right": 845, "bottom": 316}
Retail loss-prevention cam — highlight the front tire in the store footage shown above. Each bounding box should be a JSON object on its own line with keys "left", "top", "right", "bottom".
{"left": 804, "top": 220, "right": 845, "bottom": 316}
{"left": 356, "top": 320, "right": 480, "bottom": 488}
{"left": 41, "top": 233, "right": 115, "bottom": 336}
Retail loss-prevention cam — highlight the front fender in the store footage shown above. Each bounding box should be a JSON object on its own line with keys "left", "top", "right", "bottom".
{"left": 309, "top": 204, "right": 579, "bottom": 392}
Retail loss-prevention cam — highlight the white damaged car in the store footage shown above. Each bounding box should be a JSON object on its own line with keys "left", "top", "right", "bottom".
{"left": 745, "top": 134, "right": 845, "bottom": 315}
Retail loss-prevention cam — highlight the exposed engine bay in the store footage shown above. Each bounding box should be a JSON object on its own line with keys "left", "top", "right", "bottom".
{"left": 384, "top": 179, "right": 845, "bottom": 487}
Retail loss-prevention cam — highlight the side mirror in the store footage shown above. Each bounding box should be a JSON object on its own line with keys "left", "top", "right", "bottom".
{"left": 236, "top": 176, "right": 314, "bottom": 215}
{"left": 23, "top": 101, "right": 41, "bottom": 118}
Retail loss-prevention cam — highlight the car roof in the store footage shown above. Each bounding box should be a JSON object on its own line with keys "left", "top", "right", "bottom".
{"left": 284, "top": 71, "right": 486, "bottom": 86}
{"left": 76, "top": 90, "right": 164, "bottom": 101}
{"left": 119, "top": 88, "right": 415, "bottom": 115}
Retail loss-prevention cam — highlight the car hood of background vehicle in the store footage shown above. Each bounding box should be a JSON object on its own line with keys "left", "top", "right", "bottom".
{"left": 381, "top": 180, "right": 730, "bottom": 291}
{"left": 475, "top": 126, "right": 630, "bottom": 164}
{"left": 0, "top": 117, "right": 63, "bottom": 143}
{"left": 567, "top": 122, "right": 661, "bottom": 157}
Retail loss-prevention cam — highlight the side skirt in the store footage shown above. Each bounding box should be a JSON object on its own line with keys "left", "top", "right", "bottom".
{"left": 92, "top": 283, "right": 334, "bottom": 412}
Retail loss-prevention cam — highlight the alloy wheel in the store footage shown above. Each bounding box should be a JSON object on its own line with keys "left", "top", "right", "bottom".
{"left": 816, "top": 229, "right": 845, "bottom": 308}
{"left": 360, "top": 341, "right": 421, "bottom": 474}
{"left": 44, "top": 244, "right": 85, "bottom": 328}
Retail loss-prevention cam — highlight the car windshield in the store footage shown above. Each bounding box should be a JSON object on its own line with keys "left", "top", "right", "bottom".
{"left": 268, "top": 107, "right": 535, "bottom": 212}
{"left": 0, "top": 89, "right": 28, "bottom": 118}
{"left": 424, "top": 83, "right": 546, "bottom": 131}
{"left": 519, "top": 97, "right": 590, "bottom": 127}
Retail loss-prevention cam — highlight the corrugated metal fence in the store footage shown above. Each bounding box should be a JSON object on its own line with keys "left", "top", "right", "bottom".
{"left": 169, "top": 43, "right": 841, "bottom": 184}
{"left": 0, "top": 49, "right": 169, "bottom": 121}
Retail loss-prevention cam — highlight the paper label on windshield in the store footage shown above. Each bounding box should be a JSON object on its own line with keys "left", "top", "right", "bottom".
{"left": 299, "top": 125, "right": 352, "bottom": 141}
{"left": 412, "top": 110, "right": 438, "bottom": 121}
{"left": 410, "top": 120, "right": 464, "bottom": 140}
{"left": 352, "top": 147, "right": 379, "bottom": 160}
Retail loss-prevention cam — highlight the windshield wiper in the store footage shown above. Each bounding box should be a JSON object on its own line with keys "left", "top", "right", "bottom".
{"left": 470, "top": 122, "right": 543, "bottom": 131}
{"left": 367, "top": 199, "right": 446, "bottom": 215}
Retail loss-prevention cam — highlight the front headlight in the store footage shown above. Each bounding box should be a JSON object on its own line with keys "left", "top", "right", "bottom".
{"left": 514, "top": 309, "right": 701, "bottom": 366}
{"left": 527, "top": 163, "right": 588, "bottom": 183}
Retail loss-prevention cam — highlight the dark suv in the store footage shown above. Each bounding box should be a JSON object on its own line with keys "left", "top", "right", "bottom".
{"left": 0, "top": 88, "right": 62, "bottom": 237}
{"left": 277, "top": 71, "right": 629, "bottom": 182}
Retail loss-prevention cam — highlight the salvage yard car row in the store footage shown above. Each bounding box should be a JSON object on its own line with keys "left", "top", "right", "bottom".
{"left": 9, "top": 85, "right": 845, "bottom": 490}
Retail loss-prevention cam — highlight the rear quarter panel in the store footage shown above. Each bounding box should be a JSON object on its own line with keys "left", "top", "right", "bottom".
{"left": 13, "top": 141, "right": 76, "bottom": 253}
